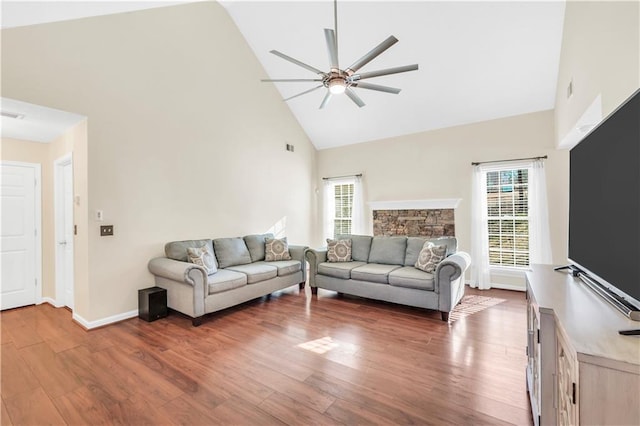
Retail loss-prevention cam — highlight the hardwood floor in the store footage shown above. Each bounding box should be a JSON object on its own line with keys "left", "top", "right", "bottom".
{"left": 1, "top": 286, "right": 532, "bottom": 425}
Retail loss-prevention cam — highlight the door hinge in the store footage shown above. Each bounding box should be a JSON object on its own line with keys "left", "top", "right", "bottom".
{"left": 35, "top": 278, "right": 37, "bottom": 287}
{"left": 572, "top": 382, "right": 576, "bottom": 404}
{"left": 537, "top": 329, "right": 540, "bottom": 344}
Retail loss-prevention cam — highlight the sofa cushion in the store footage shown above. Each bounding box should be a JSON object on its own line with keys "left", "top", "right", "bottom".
{"left": 255, "top": 260, "right": 301, "bottom": 277}
{"left": 404, "top": 237, "right": 429, "bottom": 266}
{"left": 336, "top": 234, "right": 372, "bottom": 262}
{"left": 317, "top": 261, "right": 366, "bottom": 280}
{"left": 265, "top": 237, "right": 292, "bottom": 261}
{"left": 405, "top": 237, "right": 458, "bottom": 266}
{"left": 187, "top": 244, "right": 218, "bottom": 275}
{"left": 429, "top": 237, "right": 458, "bottom": 257}
{"left": 415, "top": 242, "right": 447, "bottom": 273}
{"left": 226, "top": 263, "right": 278, "bottom": 284}
{"left": 207, "top": 269, "right": 247, "bottom": 295}
{"left": 244, "top": 233, "right": 274, "bottom": 262}
{"left": 214, "top": 238, "right": 252, "bottom": 268}
{"left": 388, "top": 267, "right": 435, "bottom": 291}
{"left": 351, "top": 263, "right": 401, "bottom": 284}
{"left": 165, "top": 239, "right": 218, "bottom": 267}
{"left": 327, "top": 238, "right": 352, "bottom": 262}
{"left": 368, "top": 236, "right": 407, "bottom": 265}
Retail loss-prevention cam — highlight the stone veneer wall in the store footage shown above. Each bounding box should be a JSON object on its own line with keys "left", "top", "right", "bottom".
{"left": 373, "top": 209, "right": 455, "bottom": 237}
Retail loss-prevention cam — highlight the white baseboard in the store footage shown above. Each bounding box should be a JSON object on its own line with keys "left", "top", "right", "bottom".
{"left": 465, "top": 281, "right": 526, "bottom": 292}
{"left": 491, "top": 282, "right": 526, "bottom": 292}
{"left": 73, "top": 309, "right": 138, "bottom": 330}
{"left": 39, "top": 297, "right": 63, "bottom": 308}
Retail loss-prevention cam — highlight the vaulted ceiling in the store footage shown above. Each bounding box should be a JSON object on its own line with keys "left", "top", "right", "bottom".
{"left": 2, "top": 1, "right": 566, "bottom": 149}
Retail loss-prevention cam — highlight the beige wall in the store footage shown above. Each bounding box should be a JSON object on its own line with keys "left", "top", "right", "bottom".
{"left": 1, "top": 2, "right": 317, "bottom": 323}
{"left": 317, "top": 110, "right": 569, "bottom": 288}
{"left": 554, "top": 1, "right": 640, "bottom": 146}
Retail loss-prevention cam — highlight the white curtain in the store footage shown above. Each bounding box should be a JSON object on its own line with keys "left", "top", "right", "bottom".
{"left": 470, "top": 165, "right": 491, "bottom": 289}
{"left": 322, "top": 179, "right": 335, "bottom": 242}
{"left": 351, "top": 175, "right": 365, "bottom": 235}
{"left": 529, "top": 159, "right": 553, "bottom": 264}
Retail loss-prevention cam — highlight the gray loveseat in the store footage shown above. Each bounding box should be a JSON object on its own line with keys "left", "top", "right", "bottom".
{"left": 148, "top": 234, "right": 307, "bottom": 326}
{"left": 305, "top": 235, "right": 471, "bottom": 321}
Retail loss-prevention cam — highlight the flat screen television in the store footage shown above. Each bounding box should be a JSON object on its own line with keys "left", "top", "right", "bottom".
{"left": 567, "top": 88, "right": 640, "bottom": 320}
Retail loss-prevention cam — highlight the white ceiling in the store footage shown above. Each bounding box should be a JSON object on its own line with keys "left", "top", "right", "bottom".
{"left": 1, "top": 98, "right": 86, "bottom": 143}
{"left": 1, "top": 1, "right": 566, "bottom": 149}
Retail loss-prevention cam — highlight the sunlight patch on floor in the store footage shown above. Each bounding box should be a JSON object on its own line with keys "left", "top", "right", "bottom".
{"left": 297, "top": 336, "right": 340, "bottom": 354}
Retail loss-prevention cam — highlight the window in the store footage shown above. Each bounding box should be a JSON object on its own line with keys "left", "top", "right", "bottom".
{"left": 333, "top": 183, "right": 354, "bottom": 236}
{"left": 323, "top": 175, "right": 363, "bottom": 241}
{"left": 486, "top": 168, "right": 530, "bottom": 268}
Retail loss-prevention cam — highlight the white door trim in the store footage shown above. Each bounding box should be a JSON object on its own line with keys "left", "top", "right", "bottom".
{"left": 54, "top": 153, "right": 74, "bottom": 309}
{"left": 0, "top": 160, "right": 42, "bottom": 306}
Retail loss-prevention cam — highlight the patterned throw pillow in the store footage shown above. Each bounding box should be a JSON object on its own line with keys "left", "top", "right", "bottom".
{"left": 415, "top": 242, "right": 447, "bottom": 273}
{"left": 265, "top": 237, "right": 292, "bottom": 261}
{"left": 187, "top": 244, "right": 217, "bottom": 275}
{"left": 327, "top": 238, "right": 352, "bottom": 262}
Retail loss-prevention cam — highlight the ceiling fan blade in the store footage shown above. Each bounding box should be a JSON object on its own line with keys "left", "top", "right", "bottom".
{"left": 319, "top": 91, "right": 333, "bottom": 109}
{"left": 324, "top": 28, "right": 339, "bottom": 70}
{"left": 346, "top": 35, "right": 398, "bottom": 74}
{"left": 349, "top": 64, "right": 419, "bottom": 82}
{"left": 262, "top": 79, "right": 323, "bottom": 82}
{"left": 345, "top": 88, "right": 365, "bottom": 108}
{"left": 351, "top": 82, "right": 401, "bottom": 94}
{"left": 270, "top": 50, "right": 325, "bottom": 75}
{"left": 283, "top": 85, "right": 324, "bottom": 102}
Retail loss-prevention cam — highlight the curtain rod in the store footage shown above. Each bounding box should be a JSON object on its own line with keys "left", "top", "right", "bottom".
{"left": 471, "top": 155, "right": 547, "bottom": 166}
{"left": 322, "top": 173, "right": 362, "bottom": 181}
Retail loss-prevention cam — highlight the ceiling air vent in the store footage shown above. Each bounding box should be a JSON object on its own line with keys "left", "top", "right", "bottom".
{"left": 1, "top": 111, "right": 25, "bottom": 119}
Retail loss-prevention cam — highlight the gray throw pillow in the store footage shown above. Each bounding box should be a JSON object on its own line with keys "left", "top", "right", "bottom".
{"left": 265, "top": 237, "right": 292, "bottom": 261}
{"left": 186, "top": 244, "right": 217, "bottom": 275}
{"left": 327, "top": 238, "right": 352, "bottom": 262}
{"left": 415, "top": 242, "right": 447, "bottom": 273}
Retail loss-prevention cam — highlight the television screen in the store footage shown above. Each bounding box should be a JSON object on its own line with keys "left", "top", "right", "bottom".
{"left": 569, "top": 89, "right": 640, "bottom": 309}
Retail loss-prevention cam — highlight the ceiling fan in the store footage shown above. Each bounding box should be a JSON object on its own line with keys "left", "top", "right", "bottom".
{"left": 261, "top": 0, "right": 419, "bottom": 109}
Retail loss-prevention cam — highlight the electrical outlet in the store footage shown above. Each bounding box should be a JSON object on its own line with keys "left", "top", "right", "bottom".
{"left": 100, "top": 225, "right": 114, "bottom": 236}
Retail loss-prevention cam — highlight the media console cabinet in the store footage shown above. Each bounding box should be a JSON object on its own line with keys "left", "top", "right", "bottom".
{"left": 526, "top": 264, "right": 640, "bottom": 425}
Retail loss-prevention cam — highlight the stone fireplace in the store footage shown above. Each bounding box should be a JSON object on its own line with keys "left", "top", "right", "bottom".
{"left": 369, "top": 199, "right": 460, "bottom": 237}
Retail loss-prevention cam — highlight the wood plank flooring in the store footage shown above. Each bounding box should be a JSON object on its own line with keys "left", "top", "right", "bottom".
{"left": 1, "top": 286, "right": 533, "bottom": 425}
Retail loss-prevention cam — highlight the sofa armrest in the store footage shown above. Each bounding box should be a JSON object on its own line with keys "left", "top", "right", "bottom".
{"left": 148, "top": 257, "right": 208, "bottom": 317}
{"left": 436, "top": 251, "right": 471, "bottom": 313}
{"left": 288, "top": 245, "right": 308, "bottom": 283}
{"left": 304, "top": 248, "right": 327, "bottom": 287}
{"left": 148, "top": 257, "right": 202, "bottom": 284}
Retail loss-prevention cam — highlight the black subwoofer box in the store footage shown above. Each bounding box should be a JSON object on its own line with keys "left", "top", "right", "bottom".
{"left": 138, "top": 286, "right": 168, "bottom": 322}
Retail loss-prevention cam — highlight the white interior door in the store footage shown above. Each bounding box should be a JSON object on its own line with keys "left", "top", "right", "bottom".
{"left": 55, "top": 154, "right": 74, "bottom": 309}
{"left": 1, "top": 162, "right": 40, "bottom": 310}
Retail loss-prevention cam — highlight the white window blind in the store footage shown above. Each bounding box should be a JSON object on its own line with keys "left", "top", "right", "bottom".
{"left": 333, "top": 183, "right": 354, "bottom": 236}
{"left": 486, "top": 168, "right": 530, "bottom": 268}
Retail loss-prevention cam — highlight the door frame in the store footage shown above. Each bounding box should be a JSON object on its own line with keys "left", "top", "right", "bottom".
{"left": 54, "top": 153, "right": 74, "bottom": 309}
{"left": 0, "top": 160, "right": 42, "bottom": 306}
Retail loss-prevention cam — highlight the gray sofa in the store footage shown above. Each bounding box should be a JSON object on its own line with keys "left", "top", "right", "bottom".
{"left": 148, "top": 234, "right": 307, "bottom": 326}
{"left": 305, "top": 235, "right": 471, "bottom": 321}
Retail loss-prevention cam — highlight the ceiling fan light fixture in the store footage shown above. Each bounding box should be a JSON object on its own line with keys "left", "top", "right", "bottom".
{"left": 328, "top": 79, "right": 346, "bottom": 95}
